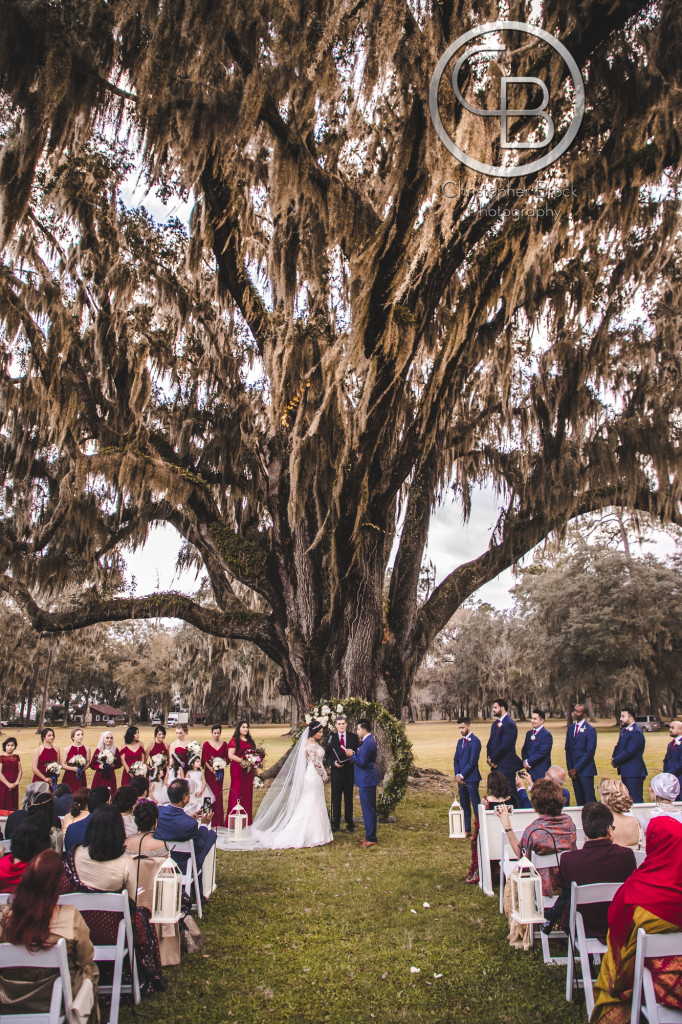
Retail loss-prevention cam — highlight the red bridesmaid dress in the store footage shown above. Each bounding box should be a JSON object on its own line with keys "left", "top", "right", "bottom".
{"left": 170, "top": 745, "right": 187, "bottom": 778}
{"left": 120, "top": 745, "right": 146, "bottom": 786}
{"left": 147, "top": 741, "right": 169, "bottom": 780}
{"left": 62, "top": 745, "right": 89, "bottom": 793}
{"left": 32, "top": 747, "right": 59, "bottom": 785}
{"left": 90, "top": 747, "right": 121, "bottom": 795}
{"left": 226, "top": 738, "right": 255, "bottom": 825}
{"left": 202, "top": 740, "right": 229, "bottom": 827}
{"left": 0, "top": 754, "right": 20, "bottom": 811}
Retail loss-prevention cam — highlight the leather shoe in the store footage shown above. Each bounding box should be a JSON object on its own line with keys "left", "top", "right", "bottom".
{"left": 346, "top": 826, "right": 355, "bottom": 832}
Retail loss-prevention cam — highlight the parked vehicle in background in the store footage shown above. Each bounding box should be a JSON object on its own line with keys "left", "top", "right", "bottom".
{"left": 635, "top": 715, "right": 663, "bottom": 732}
{"left": 166, "top": 711, "right": 189, "bottom": 727}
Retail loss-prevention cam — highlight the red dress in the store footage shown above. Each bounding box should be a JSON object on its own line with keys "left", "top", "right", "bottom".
{"left": 169, "top": 745, "right": 187, "bottom": 778}
{"left": 62, "top": 745, "right": 89, "bottom": 793}
{"left": 90, "top": 747, "right": 121, "bottom": 795}
{"left": 226, "top": 738, "right": 255, "bottom": 825}
{"left": 0, "top": 755, "right": 20, "bottom": 811}
{"left": 32, "top": 747, "right": 60, "bottom": 785}
{"left": 120, "top": 745, "right": 146, "bottom": 786}
{"left": 202, "top": 740, "right": 229, "bottom": 828}
{"left": 148, "top": 742, "right": 169, "bottom": 782}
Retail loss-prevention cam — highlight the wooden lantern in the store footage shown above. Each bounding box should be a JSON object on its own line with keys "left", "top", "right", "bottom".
{"left": 227, "top": 800, "right": 249, "bottom": 842}
{"left": 448, "top": 798, "right": 466, "bottom": 838}
{"left": 150, "top": 856, "right": 183, "bottom": 924}
{"left": 509, "top": 856, "right": 545, "bottom": 925}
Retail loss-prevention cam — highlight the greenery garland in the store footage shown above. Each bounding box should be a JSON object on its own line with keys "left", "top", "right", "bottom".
{"left": 297, "top": 698, "right": 414, "bottom": 820}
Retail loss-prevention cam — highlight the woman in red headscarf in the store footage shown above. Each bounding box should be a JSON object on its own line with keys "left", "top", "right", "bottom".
{"left": 590, "top": 816, "right": 682, "bottom": 1023}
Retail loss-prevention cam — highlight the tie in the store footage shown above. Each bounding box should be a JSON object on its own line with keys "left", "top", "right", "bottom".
{"left": 574, "top": 723, "right": 579, "bottom": 738}
{"left": 340, "top": 735, "right": 345, "bottom": 749}
{"left": 532, "top": 730, "right": 537, "bottom": 739}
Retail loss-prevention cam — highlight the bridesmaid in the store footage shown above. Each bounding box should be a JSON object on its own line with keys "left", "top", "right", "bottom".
{"left": 90, "top": 730, "right": 121, "bottom": 796}
{"left": 62, "top": 727, "right": 90, "bottom": 793}
{"left": 146, "top": 725, "right": 169, "bottom": 762}
{"left": 227, "top": 720, "right": 256, "bottom": 825}
{"left": 202, "top": 724, "right": 229, "bottom": 828}
{"left": 0, "top": 738, "right": 22, "bottom": 812}
{"left": 120, "top": 726, "right": 146, "bottom": 786}
{"left": 169, "top": 725, "right": 189, "bottom": 782}
{"left": 146, "top": 725, "right": 170, "bottom": 803}
{"left": 32, "top": 728, "right": 61, "bottom": 787}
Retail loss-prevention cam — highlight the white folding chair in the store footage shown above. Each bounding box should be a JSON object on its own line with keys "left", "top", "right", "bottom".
{"left": 168, "top": 839, "right": 203, "bottom": 917}
{"left": 565, "top": 881, "right": 623, "bottom": 1017}
{"left": 201, "top": 840, "right": 217, "bottom": 897}
{"left": 531, "top": 850, "right": 569, "bottom": 965}
{"left": 58, "top": 891, "right": 140, "bottom": 1024}
{"left": 635, "top": 849, "right": 647, "bottom": 867}
{"left": 499, "top": 831, "right": 518, "bottom": 914}
{"left": 0, "top": 937, "right": 72, "bottom": 1023}
{"left": 631, "top": 928, "right": 682, "bottom": 1023}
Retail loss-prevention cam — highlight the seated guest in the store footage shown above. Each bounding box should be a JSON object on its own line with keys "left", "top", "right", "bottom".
{"left": 0, "top": 817, "right": 51, "bottom": 893}
{"left": 515, "top": 765, "right": 571, "bottom": 808}
{"left": 559, "top": 802, "right": 636, "bottom": 943}
{"left": 155, "top": 779, "right": 217, "bottom": 893}
{"left": 591, "top": 816, "right": 682, "bottom": 1023}
{"left": 62, "top": 787, "right": 89, "bottom": 834}
{"left": 4, "top": 781, "right": 51, "bottom": 837}
{"left": 112, "top": 785, "right": 139, "bottom": 837}
{"left": 64, "top": 787, "right": 110, "bottom": 853}
{"left": 547, "top": 765, "right": 571, "bottom": 806}
{"left": 125, "top": 802, "right": 167, "bottom": 858}
{"left": 129, "top": 775, "right": 152, "bottom": 803}
{"left": 465, "top": 770, "right": 514, "bottom": 885}
{"left": 638, "top": 773, "right": 682, "bottom": 835}
{"left": 0, "top": 849, "right": 99, "bottom": 1022}
{"left": 63, "top": 804, "right": 167, "bottom": 995}
{"left": 22, "top": 792, "right": 63, "bottom": 852}
{"left": 53, "top": 782, "right": 74, "bottom": 817}
{"left": 598, "top": 777, "right": 644, "bottom": 850}
{"left": 125, "top": 802, "right": 180, "bottom": 967}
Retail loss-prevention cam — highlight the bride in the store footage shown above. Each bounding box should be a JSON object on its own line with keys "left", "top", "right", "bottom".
{"left": 218, "top": 720, "right": 333, "bottom": 850}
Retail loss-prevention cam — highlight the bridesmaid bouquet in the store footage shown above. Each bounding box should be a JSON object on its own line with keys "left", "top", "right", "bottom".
{"left": 187, "top": 740, "right": 202, "bottom": 762}
{"left": 129, "top": 762, "right": 148, "bottom": 777}
{"left": 210, "top": 756, "right": 227, "bottom": 783}
{"left": 97, "top": 749, "right": 115, "bottom": 777}
{"left": 149, "top": 753, "right": 167, "bottom": 781}
{"left": 242, "top": 748, "right": 266, "bottom": 774}
{"left": 44, "top": 761, "right": 62, "bottom": 791}
{"left": 67, "top": 754, "right": 87, "bottom": 780}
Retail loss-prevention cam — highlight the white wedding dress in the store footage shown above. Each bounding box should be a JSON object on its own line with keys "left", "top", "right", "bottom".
{"left": 216, "top": 729, "right": 333, "bottom": 851}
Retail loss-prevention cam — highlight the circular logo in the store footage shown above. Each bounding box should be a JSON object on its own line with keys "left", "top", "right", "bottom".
{"left": 429, "top": 21, "right": 585, "bottom": 178}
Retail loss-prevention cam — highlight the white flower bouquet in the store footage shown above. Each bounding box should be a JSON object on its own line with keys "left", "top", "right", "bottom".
{"left": 44, "top": 761, "right": 62, "bottom": 778}
{"left": 211, "top": 756, "right": 227, "bottom": 782}
{"left": 254, "top": 775, "right": 264, "bottom": 789}
{"left": 129, "top": 761, "right": 148, "bottom": 777}
{"left": 187, "top": 740, "right": 202, "bottom": 761}
{"left": 67, "top": 754, "right": 87, "bottom": 780}
{"left": 97, "top": 749, "right": 115, "bottom": 776}
{"left": 149, "top": 752, "right": 168, "bottom": 781}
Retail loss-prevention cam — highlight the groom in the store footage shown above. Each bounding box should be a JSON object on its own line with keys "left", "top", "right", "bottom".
{"left": 338, "top": 718, "right": 379, "bottom": 848}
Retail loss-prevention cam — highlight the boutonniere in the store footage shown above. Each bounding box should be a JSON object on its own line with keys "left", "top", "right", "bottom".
{"left": 579, "top": 726, "right": 585, "bottom": 733}
{"left": 496, "top": 721, "right": 502, "bottom": 728}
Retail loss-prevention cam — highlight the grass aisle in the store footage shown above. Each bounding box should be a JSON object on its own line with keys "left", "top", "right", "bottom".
{"left": 121, "top": 790, "right": 584, "bottom": 1024}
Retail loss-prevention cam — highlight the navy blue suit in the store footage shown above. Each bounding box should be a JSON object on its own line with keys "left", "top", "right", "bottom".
{"left": 565, "top": 720, "right": 598, "bottom": 805}
{"left": 454, "top": 733, "right": 482, "bottom": 833}
{"left": 487, "top": 715, "right": 523, "bottom": 802}
{"left": 521, "top": 727, "right": 553, "bottom": 781}
{"left": 663, "top": 738, "right": 682, "bottom": 785}
{"left": 347, "top": 734, "right": 380, "bottom": 843}
{"left": 155, "top": 803, "right": 217, "bottom": 894}
{"left": 612, "top": 724, "right": 647, "bottom": 803}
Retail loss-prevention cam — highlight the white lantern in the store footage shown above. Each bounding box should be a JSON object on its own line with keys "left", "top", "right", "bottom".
{"left": 448, "top": 798, "right": 466, "bottom": 838}
{"left": 150, "top": 856, "right": 183, "bottom": 924}
{"left": 509, "top": 856, "right": 545, "bottom": 925}
{"left": 227, "top": 800, "right": 249, "bottom": 842}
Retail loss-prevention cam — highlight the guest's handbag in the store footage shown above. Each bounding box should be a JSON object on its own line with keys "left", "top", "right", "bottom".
{"left": 180, "top": 913, "right": 204, "bottom": 954}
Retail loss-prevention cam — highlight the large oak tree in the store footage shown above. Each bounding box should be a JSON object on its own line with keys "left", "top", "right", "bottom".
{"left": 0, "top": 0, "right": 680, "bottom": 714}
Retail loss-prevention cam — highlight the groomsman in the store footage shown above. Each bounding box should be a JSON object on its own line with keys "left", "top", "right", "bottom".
{"left": 611, "top": 707, "right": 647, "bottom": 803}
{"left": 486, "top": 699, "right": 523, "bottom": 804}
{"left": 325, "top": 715, "right": 359, "bottom": 832}
{"left": 454, "top": 717, "right": 482, "bottom": 836}
{"left": 521, "top": 709, "right": 553, "bottom": 781}
{"left": 663, "top": 721, "right": 682, "bottom": 786}
{"left": 565, "top": 703, "right": 598, "bottom": 805}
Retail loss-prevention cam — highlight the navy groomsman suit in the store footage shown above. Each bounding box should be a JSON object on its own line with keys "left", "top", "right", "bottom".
{"left": 663, "top": 735, "right": 682, "bottom": 786}
{"left": 454, "top": 731, "right": 482, "bottom": 834}
{"left": 521, "top": 725, "right": 553, "bottom": 781}
{"left": 487, "top": 714, "right": 523, "bottom": 803}
{"left": 565, "top": 718, "right": 598, "bottom": 805}
{"left": 347, "top": 732, "right": 380, "bottom": 844}
{"left": 612, "top": 723, "right": 647, "bottom": 803}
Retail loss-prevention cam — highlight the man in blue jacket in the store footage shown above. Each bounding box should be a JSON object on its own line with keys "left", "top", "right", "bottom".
{"left": 342, "top": 718, "right": 380, "bottom": 847}
{"left": 663, "top": 721, "right": 682, "bottom": 786}
{"left": 521, "top": 709, "right": 553, "bottom": 781}
{"left": 453, "top": 717, "right": 482, "bottom": 836}
{"left": 156, "top": 779, "right": 218, "bottom": 894}
{"left": 611, "top": 707, "right": 647, "bottom": 803}
{"left": 486, "top": 699, "right": 523, "bottom": 804}
{"left": 565, "top": 703, "right": 598, "bottom": 805}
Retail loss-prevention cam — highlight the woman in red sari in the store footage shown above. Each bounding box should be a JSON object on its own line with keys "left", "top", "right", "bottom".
{"left": 227, "top": 720, "right": 256, "bottom": 825}
{"left": 0, "top": 737, "right": 22, "bottom": 812}
{"left": 591, "top": 816, "right": 682, "bottom": 1022}
{"left": 120, "top": 725, "right": 146, "bottom": 786}
{"left": 62, "top": 727, "right": 90, "bottom": 793}
{"left": 90, "top": 730, "right": 121, "bottom": 796}
{"left": 202, "top": 724, "right": 229, "bottom": 827}
{"left": 31, "top": 728, "right": 62, "bottom": 789}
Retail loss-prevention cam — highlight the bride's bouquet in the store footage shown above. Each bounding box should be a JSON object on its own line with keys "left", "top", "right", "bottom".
{"left": 67, "top": 754, "right": 87, "bottom": 780}
{"left": 210, "top": 756, "right": 227, "bottom": 783}
{"left": 149, "top": 752, "right": 168, "bottom": 781}
{"left": 129, "top": 761, "right": 148, "bottom": 778}
{"left": 97, "top": 749, "right": 115, "bottom": 777}
{"left": 242, "top": 748, "right": 265, "bottom": 774}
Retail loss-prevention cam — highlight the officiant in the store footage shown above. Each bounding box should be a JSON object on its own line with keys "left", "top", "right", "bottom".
{"left": 325, "top": 715, "right": 359, "bottom": 832}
